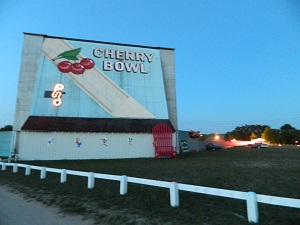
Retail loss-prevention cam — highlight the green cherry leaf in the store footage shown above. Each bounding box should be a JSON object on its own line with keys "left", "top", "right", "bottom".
{"left": 53, "top": 48, "right": 81, "bottom": 61}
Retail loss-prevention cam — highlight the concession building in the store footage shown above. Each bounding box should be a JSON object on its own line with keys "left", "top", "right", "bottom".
{"left": 12, "top": 33, "right": 177, "bottom": 160}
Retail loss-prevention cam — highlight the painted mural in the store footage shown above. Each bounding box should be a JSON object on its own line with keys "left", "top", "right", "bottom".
{"left": 30, "top": 37, "right": 169, "bottom": 120}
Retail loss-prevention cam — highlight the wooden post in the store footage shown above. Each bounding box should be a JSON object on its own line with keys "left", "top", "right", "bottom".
{"left": 88, "top": 172, "right": 95, "bottom": 189}
{"left": 246, "top": 192, "right": 259, "bottom": 223}
{"left": 40, "top": 167, "right": 46, "bottom": 179}
{"left": 1, "top": 163, "right": 6, "bottom": 171}
{"left": 170, "top": 182, "right": 179, "bottom": 207}
{"left": 60, "top": 169, "right": 67, "bottom": 183}
{"left": 25, "top": 165, "right": 31, "bottom": 175}
{"left": 13, "top": 164, "right": 18, "bottom": 173}
{"left": 120, "top": 175, "right": 128, "bottom": 195}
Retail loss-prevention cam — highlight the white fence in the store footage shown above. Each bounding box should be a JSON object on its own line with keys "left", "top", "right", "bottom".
{"left": 1, "top": 162, "right": 299, "bottom": 224}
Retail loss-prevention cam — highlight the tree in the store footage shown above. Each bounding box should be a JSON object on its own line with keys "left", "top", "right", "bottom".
{"left": 0, "top": 125, "right": 13, "bottom": 131}
{"left": 229, "top": 124, "right": 269, "bottom": 141}
{"left": 224, "top": 132, "right": 232, "bottom": 141}
{"left": 280, "top": 124, "right": 298, "bottom": 144}
{"left": 261, "top": 127, "right": 280, "bottom": 143}
{"left": 250, "top": 132, "right": 257, "bottom": 140}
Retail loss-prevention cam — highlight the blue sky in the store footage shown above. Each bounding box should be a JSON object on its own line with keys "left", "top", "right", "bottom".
{"left": 1, "top": 0, "right": 300, "bottom": 134}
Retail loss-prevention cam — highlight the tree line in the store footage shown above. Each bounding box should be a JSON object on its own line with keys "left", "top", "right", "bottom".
{"left": 224, "top": 124, "right": 300, "bottom": 145}
{"left": 0, "top": 125, "right": 12, "bottom": 131}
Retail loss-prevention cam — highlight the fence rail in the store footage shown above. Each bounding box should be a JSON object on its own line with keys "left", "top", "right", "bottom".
{"left": 1, "top": 162, "right": 299, "bottom": 224}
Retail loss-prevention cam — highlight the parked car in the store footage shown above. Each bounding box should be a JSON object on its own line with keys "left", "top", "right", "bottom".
{"left": 250, "top": 143, "right": 268, "bottom": 148}
{"left": 206, "top": 143, "right": 223, "bottom": 150}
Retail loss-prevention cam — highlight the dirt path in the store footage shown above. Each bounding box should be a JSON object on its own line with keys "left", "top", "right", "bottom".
{"left": 0, "top": 185, "right": 95, "bottom": 225}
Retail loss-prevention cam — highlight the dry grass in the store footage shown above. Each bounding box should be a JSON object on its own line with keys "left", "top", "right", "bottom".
{"left": 0, "top": 146, "right": 300, "bottom": 224}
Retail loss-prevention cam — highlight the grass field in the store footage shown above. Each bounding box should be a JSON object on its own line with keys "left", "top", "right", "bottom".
{"left": 0, "top": 146, "right": 299, "bottom": 224}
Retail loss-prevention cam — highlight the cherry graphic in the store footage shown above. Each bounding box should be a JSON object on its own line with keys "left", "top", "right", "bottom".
{"left": 80, "top": 58, "right": 95, "bottom": 69}
{"left": 71, "top": 63, "right": 85, "bottom": 74}
{"left": 53, "top": 49, "right": 95, "bottom": 75}
{"left": 57, "top": 61, "right": 72, "bottom": 73}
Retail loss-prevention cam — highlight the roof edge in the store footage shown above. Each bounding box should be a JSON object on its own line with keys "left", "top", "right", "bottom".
{"left": 21, "top": 116, "right": 176, "bottom": 133}
{"left": 23, "top": 32, "right": 175, "bottom": 51}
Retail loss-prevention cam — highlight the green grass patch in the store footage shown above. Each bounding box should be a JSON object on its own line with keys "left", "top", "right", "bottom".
{"left": 0, "top": 146, "right": 299, "bottom": 224}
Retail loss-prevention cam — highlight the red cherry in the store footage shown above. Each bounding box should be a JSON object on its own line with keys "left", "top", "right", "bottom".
{"left": 80, "top": 58, "right": 95, "bottom": 69}
{"left": 71, "top": 63, "right": 85, "bottom": 74}
{"left": 57, "top": 61, "right": 72, "bottom": 73}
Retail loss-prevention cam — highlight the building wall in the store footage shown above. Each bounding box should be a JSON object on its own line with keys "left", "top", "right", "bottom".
{"left": 14, "top": 33, "right": 177, "bottom": 131}
{"left": 178, "top": 131, "right": 206, "bottom": 152}
{"left": 18, "top": 132, "right": 156, "bottom": 160}
{"left": 13, "top": 35, "right": 43, "bottom": 131}
{"left": 0, "top": 132, "right": 14, "bottom": 157}
{"left": 13, "top": 33, "right": 177, "bottom": 160}
{"left": 160, "top": 49, "right": 177, "bottom": 130}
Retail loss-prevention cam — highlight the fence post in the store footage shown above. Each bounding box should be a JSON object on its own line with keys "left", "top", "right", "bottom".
{"left": 120, "top": 175, "right": 128, "bottom": 195}
{"left": 40, "top": 167, "right": 46, "bottom": 179}
{"left": 1, "top": 163, "right": 6, "bottom": 171}
{"left": 88, "top": 172, "right": 95, "bottom": 189}
{"left": 25, "top": 165, "right": 31, "bottom": 175}
{"left": 13, "top": 164, "right": 18, "bottom": 173}
{"left": 246, "top": 192, "right": 259, "bottom": 223}
{"left": 60, "top": 169, "right": 67, "bottom": 183}
{"left": 170, "top": 182, "right": 179, "bottom": 207}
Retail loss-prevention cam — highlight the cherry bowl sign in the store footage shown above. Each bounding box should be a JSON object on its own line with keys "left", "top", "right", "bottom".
{"left": 16, "top": 33, "right": 175, "bottom": 123}
{"left": 12, "top": 33, "right": 177, "bottom": 161}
